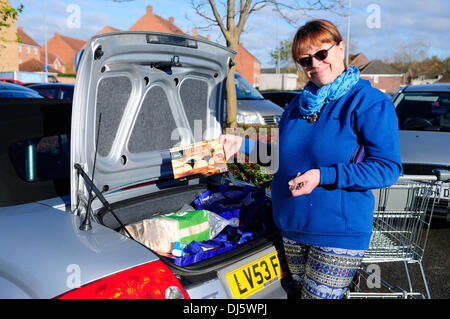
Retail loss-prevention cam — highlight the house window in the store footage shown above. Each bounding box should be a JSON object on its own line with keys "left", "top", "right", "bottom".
{"left": 18, "top": 45, "right": 22, "bottom": 53}
{"left": 34, "top": 48, "right": 38, "bottom": 55}
{"left": 27, "top": 46, "right": 30, "bottom": 54}
{"left": 374, "top": 75, "right": 379, "bottom": 83}
{"left": 18, "top": 59, "right": 22, "bottom": 64}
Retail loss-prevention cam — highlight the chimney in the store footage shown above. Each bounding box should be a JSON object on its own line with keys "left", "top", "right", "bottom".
{"left": 192, "top": 28, "right": 198, "bottom": 37}
{"left": 169, "top": 17, "right": 174, "bottom": 24}
{"left": 146, "top": 5, "right": 152, "bottom": 15}
{"left": 206, "top": 34, "right": 211, "bottom": 41}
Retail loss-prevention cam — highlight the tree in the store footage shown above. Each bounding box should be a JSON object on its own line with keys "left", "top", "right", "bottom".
{"left": 0, "top": 0, "right": 23, "bottom": 49}
{"left": 270, "top": 39, "right": 295, "bottom": 71}
{"left": 190, "top": 0, "right": 345, "bottom": 128}
{"left": 386, "top": 39, "right": 429, "bottom": 79}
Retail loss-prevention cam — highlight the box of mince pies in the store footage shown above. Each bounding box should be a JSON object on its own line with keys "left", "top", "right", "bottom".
{"left": 170, "top": 138, "right": 228, "bottom": 179}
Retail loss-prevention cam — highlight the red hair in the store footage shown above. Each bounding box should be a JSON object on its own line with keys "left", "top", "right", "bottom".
{"left": 292, "top": 19, "right": 343, "bottom": 61}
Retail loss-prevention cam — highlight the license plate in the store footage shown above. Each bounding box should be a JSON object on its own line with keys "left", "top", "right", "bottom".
{"left": 226, "top": 250, "right": 285, "bottom": 299}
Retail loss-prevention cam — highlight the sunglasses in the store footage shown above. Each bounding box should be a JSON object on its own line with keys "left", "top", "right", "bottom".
{"left": 296, "top": 44, "right": 336, "bottom": 68}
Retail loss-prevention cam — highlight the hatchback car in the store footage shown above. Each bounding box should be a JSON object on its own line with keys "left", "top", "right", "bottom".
{"left": 0, "top": 82, "right": 44, "bottom": 98}
{"left": 393, "top": 83, "right": 450, "bottom": 218}
{"left": 0, "top": 32, "right": 288, "bottom": 299}
{"left": 27, "top": 83, "right": 74, "bottom": 101}
{"left": 235, "top": 74, "right": 284, "bottom": 125}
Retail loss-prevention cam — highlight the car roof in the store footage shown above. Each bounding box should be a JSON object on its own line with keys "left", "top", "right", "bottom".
{"left": 28, "top": 83, "right": 74, "bottom": 88}
{"left": 401, "top": 83, "right": 450, "bottom": 93}
{"left": 0, "top": 82, "right": 39, "bottom": 92}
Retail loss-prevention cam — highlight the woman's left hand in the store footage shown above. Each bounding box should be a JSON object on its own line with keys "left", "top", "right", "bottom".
{"left": 288, "top": 169, "right": 321, "bottom": 197}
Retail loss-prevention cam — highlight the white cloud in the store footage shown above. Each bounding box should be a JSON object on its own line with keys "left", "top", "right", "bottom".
{"left": 10, "top": 0, "right": 450, "bottom": 68}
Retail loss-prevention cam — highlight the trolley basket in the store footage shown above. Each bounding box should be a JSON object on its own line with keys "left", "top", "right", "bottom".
{"left": 346, "top": 170, "right": 449, "bottom": 299}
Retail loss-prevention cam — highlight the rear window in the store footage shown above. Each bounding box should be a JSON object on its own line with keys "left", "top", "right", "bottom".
{"left": 61, "top": 88, "right": 73, "bottom": 100}
{"left": 394, "top": 92, "right": 450, "bottom": 132}
{"left": 9, "top": 134, "right": 70, "bottom": 183}
{"left": 235, "top": 74, "right": 264, "bottom": 100}
{"left": 35, "top": 88, "right": 57, "bottom": 99}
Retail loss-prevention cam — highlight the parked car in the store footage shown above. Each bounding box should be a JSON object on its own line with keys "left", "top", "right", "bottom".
{"left": 0, "top": 82, "right": 44, "bottom": 98}
{"left": 27, "top": 83, "right": 74, "bottom": 101}
{"left": 235, "top": 73, "right": 284, "bottom": 125}
{"left": 0, "top": 32, "right": 288, "bottom": 299}
{"left": 0, "top": 78, "right": 25, "bottom": 86}
{"left": 393, "top": 83, "right": 450, "bottom": 219}
{"left": 0, "top": 71, "right": 58, "bottom": 84}
{"left": 261, "top": 91, "right": 301, "bottom": 109}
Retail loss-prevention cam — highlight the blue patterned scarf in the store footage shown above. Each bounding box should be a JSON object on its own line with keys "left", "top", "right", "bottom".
{"left": 298, "top": 65, "right": 360, "bottom": 117}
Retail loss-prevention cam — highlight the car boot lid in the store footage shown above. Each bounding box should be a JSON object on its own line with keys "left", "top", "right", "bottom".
{"left": 71, "top": 32, "right": 235, "bottom": 209}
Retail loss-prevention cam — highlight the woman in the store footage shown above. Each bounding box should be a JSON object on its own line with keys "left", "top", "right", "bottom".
{"left": 220, "top": 19, "right": 402, "bottom": 299}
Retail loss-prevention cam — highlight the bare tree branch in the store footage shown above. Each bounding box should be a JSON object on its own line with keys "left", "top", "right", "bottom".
{"left": 188, "top": 0, "right": 347, "bottom": 127}
{"left": 236, "top": 0, "right": 251, "bottom": 36}
{"left": 208, "top": 0, "right": 230, "bottom": 42}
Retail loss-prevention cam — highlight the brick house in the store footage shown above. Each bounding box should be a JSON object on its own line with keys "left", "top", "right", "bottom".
{"left": 191, "top": 29, "right": 260, "bottom": 86}
{"left": 349, "top": 53, "right": 369, "bottom": 70}
{"left": 40, "top": 52, "right": 64, "bottom": 73}
{"left": 129, "top": 5, "right": 184, "bottom": 34}
{"left": 41, "top": 32, "right": 86, "bottom": 73}
{"left": 128, "top": 6, "right": 260, "bottom": 85}
{"left": 235, "top": 44, "right": 261, "bottom": 86}
{"left": 0, "top": 0, "right": 19, "bottom": 72}
{"left": 97, "top": 26, "right": 121, "bottom": 35}
{"left": 360, "top": 60, "right": 406, "bottom": 94}
{"left": 350, "top": 53, "right": 405, "bottom": 94}
{"left": 18, "top": 58, "right": 58, "bottom": 73}
{"left": 17, "top": 27, "right": 40, "bottom": 65}
{"left": 28, "top": 4, "right": 261, "bottom": 83}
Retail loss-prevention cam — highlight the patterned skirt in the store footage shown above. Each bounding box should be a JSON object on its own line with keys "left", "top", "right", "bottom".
{"left": 282, "top": 238, "right": 366, "bottom": 299}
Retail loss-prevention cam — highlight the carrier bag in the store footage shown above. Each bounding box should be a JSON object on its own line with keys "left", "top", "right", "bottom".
{"left": 193, "top": 185, "right": 267, "bottom": 227}
{"left": 122, "top": 209, "right": 238, "bottom": 254}
{"left": 170, "top": 227, "right": 258, "bottom": 266}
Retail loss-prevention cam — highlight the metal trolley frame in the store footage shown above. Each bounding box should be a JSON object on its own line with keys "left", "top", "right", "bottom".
{"left": 346, "top": 170, "right": 449, "bottom": 299}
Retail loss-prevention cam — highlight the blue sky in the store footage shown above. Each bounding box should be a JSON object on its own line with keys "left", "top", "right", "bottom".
{"left": 9, "top": 0, "right": 450, "bottom": 68}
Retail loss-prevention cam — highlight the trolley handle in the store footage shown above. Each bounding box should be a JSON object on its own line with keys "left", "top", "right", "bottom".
{"left": 398, "top": 169, "right": 450, "bottom": 182}
{"left": 432, "top": 169, "right": 450, "bottom": 182}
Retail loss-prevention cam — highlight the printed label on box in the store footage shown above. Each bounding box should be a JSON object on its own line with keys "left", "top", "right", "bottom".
{"left": 170, "top": 138, "right": 228, "bottom": 179}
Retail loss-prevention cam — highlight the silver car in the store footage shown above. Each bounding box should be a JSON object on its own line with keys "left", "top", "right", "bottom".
{"left": 0, "top": 32, "right": 288, "bottom": 299}
{"left": 393, "top": 83, "right": 450, "bottom": 218}
{"left": 235, "top": 73, "right": 284, "bottom": 126}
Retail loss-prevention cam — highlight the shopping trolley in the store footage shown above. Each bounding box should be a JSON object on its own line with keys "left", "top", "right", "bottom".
{"left": 346, "top": 169, "right": 450, "bottom": 299}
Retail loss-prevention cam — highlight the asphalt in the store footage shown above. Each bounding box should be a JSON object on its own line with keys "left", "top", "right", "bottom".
{"left": 353, "top": 218, "right": 450, "bottom": 299}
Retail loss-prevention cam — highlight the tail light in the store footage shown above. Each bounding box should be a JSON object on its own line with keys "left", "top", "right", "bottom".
{"left": 57, "top": 260, "right": 189, "bottom": 299}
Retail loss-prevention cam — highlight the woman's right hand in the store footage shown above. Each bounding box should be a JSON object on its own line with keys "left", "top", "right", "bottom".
{"left": 219, "top": 134, "right": 244, "bottom": 161}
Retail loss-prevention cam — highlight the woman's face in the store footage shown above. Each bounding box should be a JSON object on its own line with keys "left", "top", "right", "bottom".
{"left": 299, "top": 41, "right": 346, "bottom": 88}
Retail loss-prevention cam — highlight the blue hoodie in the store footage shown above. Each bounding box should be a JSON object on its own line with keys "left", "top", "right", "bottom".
{"left": 241, "top": 79, "right": 402, "bottom": 250}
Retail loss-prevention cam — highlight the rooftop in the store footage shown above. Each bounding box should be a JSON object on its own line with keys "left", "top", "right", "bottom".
{"left": 17, "top": 27, "right": 40, "bottom": 47}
